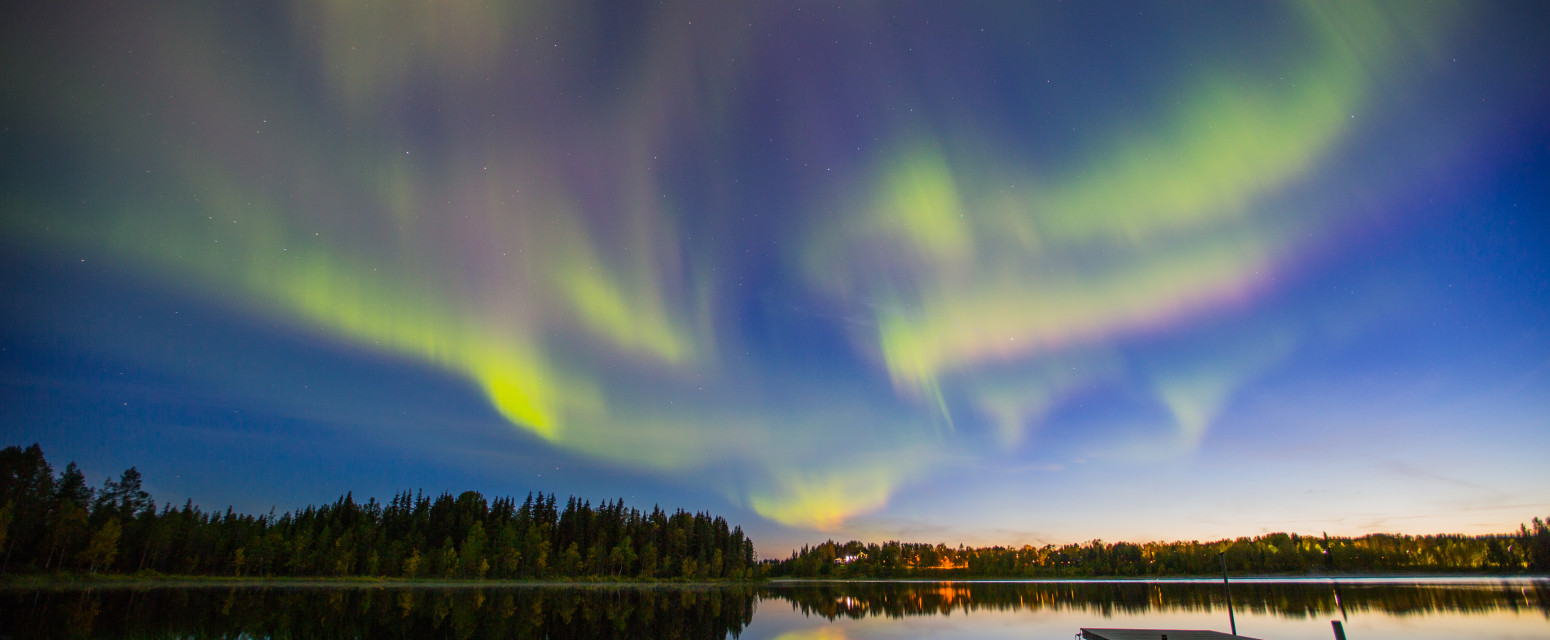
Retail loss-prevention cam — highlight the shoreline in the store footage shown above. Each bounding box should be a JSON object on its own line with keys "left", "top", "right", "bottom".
{"left": 4, "top": 573, "right": 1541, "bottom": 590}
{"left": 765, "top": 574, "right": 1546, "bottom": 583}
{"left": 0, "top": 574, "right": 769, "bottom": 589}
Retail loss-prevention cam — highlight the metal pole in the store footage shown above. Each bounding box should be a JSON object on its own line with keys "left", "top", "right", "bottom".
{"left": 1219, "top": 552, "right": 1237, "bottom": 636}
{"left": 1331, "top": 620, "right": 1347, "bottom": 639}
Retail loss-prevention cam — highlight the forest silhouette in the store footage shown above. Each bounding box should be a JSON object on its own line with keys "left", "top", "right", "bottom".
{"left": 2, "top": 443, "right": 1546, "bottom": 581}
{"left": 0, "top": 444, "right": 754, "bottom": 580}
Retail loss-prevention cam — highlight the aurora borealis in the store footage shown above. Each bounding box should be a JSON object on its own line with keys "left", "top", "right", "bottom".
{"left": 2, "top": 1, "right": 1547, "bottom": 553}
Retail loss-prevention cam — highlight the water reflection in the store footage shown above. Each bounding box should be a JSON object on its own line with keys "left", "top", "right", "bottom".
{"left": 0, "top": 584, "right": 758, "bottom": 640}
{"left": 0, "top": 579, "right": 1543, "bottom": 639}
{"left": 765, "top": 579, "right": 1550, "bottom": 621}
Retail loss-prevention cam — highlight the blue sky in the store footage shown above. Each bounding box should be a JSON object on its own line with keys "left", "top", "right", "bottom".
{"left": 2, "top": 1, "right": 1547, "bottom": 555}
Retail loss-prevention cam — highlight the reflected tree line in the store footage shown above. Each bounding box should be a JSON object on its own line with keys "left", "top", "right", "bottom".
{"left": 0, "top": 585, "right": 759, "bottom": 640}
{"left": 767, "top": 580, "right": 1550, "bottom": 621}
{"left": 771, "top": 522, "right": 1550, "bottom": 579}
{"left": 0, "top": 444, "right": 756, "bottom": 580}
{"left": 3, "top": 580, "right": 1546, "bottom": 639}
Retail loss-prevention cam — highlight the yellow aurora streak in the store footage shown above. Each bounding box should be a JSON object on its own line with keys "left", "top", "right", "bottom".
{"left": 749, "top": 461, "right": 921, "bottom": 531}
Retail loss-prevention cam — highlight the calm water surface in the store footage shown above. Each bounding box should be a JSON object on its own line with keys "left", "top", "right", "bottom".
{"left": 1, "top": 577, "right": 1544, "bottom": 639}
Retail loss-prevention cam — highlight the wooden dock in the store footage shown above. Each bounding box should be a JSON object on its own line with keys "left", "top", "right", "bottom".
{"left": 1079, "top": 629, "right": 1263, "bottom": 640}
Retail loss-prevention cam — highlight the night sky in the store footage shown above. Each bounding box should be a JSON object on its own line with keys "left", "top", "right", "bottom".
{"left": 2, "top": 1, "right": 1547, "bottom": 556}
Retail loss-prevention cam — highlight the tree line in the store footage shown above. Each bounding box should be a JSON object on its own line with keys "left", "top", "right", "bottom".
{"left": 772, "top": 522, "right": 1550, "bottom": 578}
{"left": 0, "top": 444, "right": 757, "bottom": 580}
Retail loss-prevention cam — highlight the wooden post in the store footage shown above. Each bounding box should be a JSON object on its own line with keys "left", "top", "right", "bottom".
{"left": 1331, "top": 620, "right": 1347, "bottom": 639}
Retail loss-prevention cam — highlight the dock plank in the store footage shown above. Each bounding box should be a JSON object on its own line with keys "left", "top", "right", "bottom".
{"left": 1080, "top": 629, "right": 1263, "bottom": 640}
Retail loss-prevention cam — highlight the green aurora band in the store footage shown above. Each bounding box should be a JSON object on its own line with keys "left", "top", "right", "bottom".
{"left": 1, "top": 1, "right": 1460, "bottom": 529}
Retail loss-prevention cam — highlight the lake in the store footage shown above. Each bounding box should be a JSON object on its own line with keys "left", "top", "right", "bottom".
{"left": 1, "top": 577, "right": 1544, "bottom": 639}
